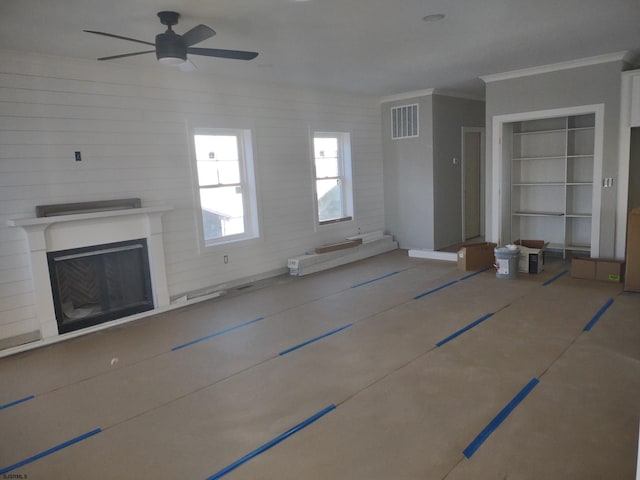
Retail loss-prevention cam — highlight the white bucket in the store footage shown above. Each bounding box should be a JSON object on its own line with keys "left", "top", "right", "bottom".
{"left": 494, "top": 247, "right": 520, "bottom": 279}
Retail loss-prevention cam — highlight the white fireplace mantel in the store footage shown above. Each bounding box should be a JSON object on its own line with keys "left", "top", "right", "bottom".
{"left": 8, "top": 206, "right": 173, "bottom": 341}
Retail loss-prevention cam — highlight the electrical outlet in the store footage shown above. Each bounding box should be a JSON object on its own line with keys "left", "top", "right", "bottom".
{"left": 74, "top": 151, "right": 82, "bottom": 162}
{"left": 223, "top": 255, "right": 229, "bottom": 264}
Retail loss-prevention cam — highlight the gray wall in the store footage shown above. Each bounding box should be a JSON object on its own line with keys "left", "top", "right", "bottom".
{"left": 382, "top": 95, "right": 434, "bottom": 249}
{"left": 382, "top": 94, "right": 485, "bottom": 250}
{"left": 485, "top": 61, "right": 623, "bottom": 256}
{"left": 432, "top": 95, "right": 485, "bottom": 249}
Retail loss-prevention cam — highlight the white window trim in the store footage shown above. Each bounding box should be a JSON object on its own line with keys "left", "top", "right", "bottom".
{"left": 190, "top": 127, "right": 260, "bottom": 251}
{"left": 311, "top": 131, "right": 354, "bottom": 228}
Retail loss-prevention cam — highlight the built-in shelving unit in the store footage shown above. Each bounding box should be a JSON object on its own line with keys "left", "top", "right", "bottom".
{"left": 510, "top": 114, "right": 595, "bottom": 256}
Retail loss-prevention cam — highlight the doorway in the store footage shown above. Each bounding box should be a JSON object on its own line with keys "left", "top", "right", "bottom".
{"left": 461, "top": 127, "right": 484, "bottom": 241}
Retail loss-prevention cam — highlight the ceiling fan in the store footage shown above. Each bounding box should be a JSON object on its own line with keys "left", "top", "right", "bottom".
{"left": 84, "top": 11, "right": 258, "bottom": 70}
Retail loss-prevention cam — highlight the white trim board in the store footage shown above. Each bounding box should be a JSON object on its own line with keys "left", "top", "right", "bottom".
{"left": 408, "top": 249, "right": 457, "bottom": 262}
{"left": 480, "top": 51, "right": 628, "bottom": 84}
{"left": 461, "top": 126, "right": 486, "bottom": 242}
{"left": 489, "top": 104, "right": 605, "bottom": 257}
{"left": 616, "top": 70, "right": 638, "bottom": 259}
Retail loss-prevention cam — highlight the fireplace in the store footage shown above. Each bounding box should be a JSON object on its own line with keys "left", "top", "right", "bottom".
{"left": 8, "top": 202, "right": 172, "bottom": 342}
{"left": 47, "top": 239, "right": 154, "bottom": 334}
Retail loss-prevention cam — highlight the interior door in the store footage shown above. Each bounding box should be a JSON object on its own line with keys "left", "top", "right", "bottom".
{"left": 463, "top": 130, "right": 481, "bottom": 240}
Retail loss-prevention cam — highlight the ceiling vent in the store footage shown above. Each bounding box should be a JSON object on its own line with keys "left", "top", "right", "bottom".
{"left": 391, "top": 104, "right": 419, "bottom": 139}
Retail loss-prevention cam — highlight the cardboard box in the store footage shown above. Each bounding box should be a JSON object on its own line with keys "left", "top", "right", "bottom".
{"left": 457, "top": 242, "right": 497, "bottom": 271}
{"left": 596, "top": 259, "right": 624, "bottom": 282}
{"left": 624, "top": 207, "right": 640, "bottom": 292}
{"left": 571, "top": 256, "right": 625, "bottom": 282}
{"left": 513, "top": 240, "right": 547, "bottom": 273}
{"left": 571, "top": 256, "right": 596, "bottom": 279}
{"left": 625, "top": 207, "right": 640, "bottom": 292}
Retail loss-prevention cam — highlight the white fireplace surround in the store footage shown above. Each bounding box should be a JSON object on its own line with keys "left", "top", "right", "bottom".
{"left": 8, "top": 206, "right": 172, "bottom": 344}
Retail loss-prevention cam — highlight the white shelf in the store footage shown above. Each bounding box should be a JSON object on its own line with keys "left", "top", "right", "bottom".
{"left": 510, "top": 113, "right": 595, "bottom": 257}
{"left": 566, "top": 244, "right": 591, "bottom": 251}
{"left": 512, "top": 128, "right": 566, "bottom": 136}
{"left": 513, "top": 182, "right": 564, "bottom": 186}
{"left": 513, "top": 211, "right": 564, "bottom": 217}
{"left": 512, "top": 155, "right": 565, "bottom": 161}
{"left": 567, "top": 126, "right": 595, "bottom": 132}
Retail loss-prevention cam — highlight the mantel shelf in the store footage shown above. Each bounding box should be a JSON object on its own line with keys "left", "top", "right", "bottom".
{"left": 8, "top": 206, "right": 173, "bottom": 229}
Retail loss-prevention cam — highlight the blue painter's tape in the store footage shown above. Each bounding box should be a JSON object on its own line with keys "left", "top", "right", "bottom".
{"left": 436, "top": 313, "right": 494, "bottom": 347}
{"left": 0, "top": 395, "right": 35, "bottom": 410}
{"left": 172, "top": 317, "right": 266, "bottom": 351}
{"left": 463, "top": 378, "right": 539, "bottom": 459}
{"left": 542, "top": 270, "right": 568, "bottom": 286}
{"left": 351, "top": 271, "right": 400, "bottom": 288}
{"left": 583, "top": 298, "right": 614, "bottom": 332}
{"left": 459, "top": 268, "right": 491, "bottom": 281}
{"left": 414, "top": 280, "right": 459, "bottom": 300}
{"left": 206, "top": 404, "right": 336, "bottom": 480}
{"left": 0, "top": 428, "right": 102, "bottom": 475}
{"left": 279, "top": 324, "right": 352, "bottom": 356}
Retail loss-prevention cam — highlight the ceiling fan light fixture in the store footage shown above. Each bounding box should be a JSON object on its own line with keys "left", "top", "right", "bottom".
{"left": 155, "top": 31, "right": 187, "bottom": 65}
{"left": 158, "top": 55, "right": 186, "bottom": 66}
{"left": 86, "top": 11, "right": 258, "bottom": 66}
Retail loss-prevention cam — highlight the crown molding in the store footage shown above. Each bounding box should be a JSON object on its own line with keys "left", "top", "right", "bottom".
{"left": 379, "top": 88, "right": 434, "bottom": 104}
{"left": 379, "top": 87, "right": 486, "bottom": 104}
{"left": 433, "top": 89, "right": 485, "bottom": 102}
{"left": 480, "top": 51, "right": 628, "bottom": 84}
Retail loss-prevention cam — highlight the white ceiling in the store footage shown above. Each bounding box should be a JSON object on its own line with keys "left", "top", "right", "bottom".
{"left": 1, "top": 0, "right": 639, "bottom": 97}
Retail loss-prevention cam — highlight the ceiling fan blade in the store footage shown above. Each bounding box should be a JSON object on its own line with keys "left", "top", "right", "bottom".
{"left": 181, "top": 24, "right": 216, "bottom": 47}
{"left": 187, "top": 47, "right": 258, "bottom": 60}
{"left": 97, "top": 50, "right": 156, "bottom": 61}
{"left": 84, "top": 30, "right": 155, "bottom": 47}
{"left": 179, "top": 59, "right": 197, "bottom": 72}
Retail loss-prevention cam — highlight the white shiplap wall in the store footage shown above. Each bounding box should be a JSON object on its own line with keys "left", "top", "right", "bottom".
{"left": 0, "top": 50, "right": 385, "bottom": 342}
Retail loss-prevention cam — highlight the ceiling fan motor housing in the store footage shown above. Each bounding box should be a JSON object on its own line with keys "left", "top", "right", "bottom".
{"left": 155, "top": 31, "right": 187, "bottom": 63}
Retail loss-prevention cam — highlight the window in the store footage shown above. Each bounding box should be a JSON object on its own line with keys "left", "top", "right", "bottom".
{"left": 192, "top": 128, "right": 258, "bottom": 246}
{"left": 312, "top": 132, "right": 353, "bottom": 225}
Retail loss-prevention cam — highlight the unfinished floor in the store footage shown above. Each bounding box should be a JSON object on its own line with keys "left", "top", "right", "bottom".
{"left": 1, "top": 250, "right": 639, "bottom": 479}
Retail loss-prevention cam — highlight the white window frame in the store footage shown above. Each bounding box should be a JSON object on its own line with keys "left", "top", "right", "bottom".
{"left": 191, "top": 127, "right": 259, "bottom": 249}
{"left": 311, "top": 131, "right": 354, "bottom": 227}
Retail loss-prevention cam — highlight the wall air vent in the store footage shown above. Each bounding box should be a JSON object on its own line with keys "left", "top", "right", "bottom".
{"left": 391, "top": 104, "right": 419, "bottom": 139}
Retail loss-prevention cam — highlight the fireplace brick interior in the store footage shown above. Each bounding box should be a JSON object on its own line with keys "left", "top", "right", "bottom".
{"left": 47, "top": 239, "right": 154, "bottom": 334}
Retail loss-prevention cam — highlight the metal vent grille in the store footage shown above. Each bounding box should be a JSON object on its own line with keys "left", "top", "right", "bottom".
{"left": 391, "top": 104, "right": 419, "bottom": 139}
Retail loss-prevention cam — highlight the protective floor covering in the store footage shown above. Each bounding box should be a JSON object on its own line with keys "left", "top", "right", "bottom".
{"left": 0, "top": 250, "right": 638, "bottom": 479}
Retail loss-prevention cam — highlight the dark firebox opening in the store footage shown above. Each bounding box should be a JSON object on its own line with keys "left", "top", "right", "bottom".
{"left": 47, "top": 239, "right": 154, "bottom": 334}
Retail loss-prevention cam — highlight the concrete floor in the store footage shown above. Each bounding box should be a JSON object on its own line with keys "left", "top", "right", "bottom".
{"left": 0, "top": 250, "right": 638, "bottom": 479}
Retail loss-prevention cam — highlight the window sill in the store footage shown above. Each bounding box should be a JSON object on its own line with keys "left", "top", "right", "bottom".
{"left": 201, "top": 233, "right": 260, "bottom": 252}
{"left": 318, "top": 216, "right": 353, "bottom": 226}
